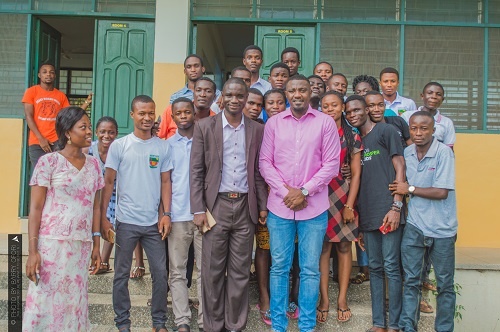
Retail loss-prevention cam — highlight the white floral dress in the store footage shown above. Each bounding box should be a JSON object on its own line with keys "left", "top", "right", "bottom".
{"left": 22, "top": 152, "right": 104, "bottom": 332}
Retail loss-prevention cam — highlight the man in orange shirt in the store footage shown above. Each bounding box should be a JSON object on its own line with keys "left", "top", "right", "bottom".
{"left": 158, "top": 78, "right": 217, "bottom": 139}
{"left": 22, "top": 63, "right": 70, "bottom": 168}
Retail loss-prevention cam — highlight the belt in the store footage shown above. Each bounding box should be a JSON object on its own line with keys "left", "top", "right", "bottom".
{"left": 218, "top": 192, "right": 247, "bottom": 199}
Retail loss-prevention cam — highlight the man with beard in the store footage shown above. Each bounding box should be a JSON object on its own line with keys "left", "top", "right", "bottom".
{"left": 260, "top": 75, "right": 340, "bottom": 332}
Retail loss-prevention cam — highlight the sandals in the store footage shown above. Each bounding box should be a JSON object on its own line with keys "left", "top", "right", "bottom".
{"left": 316, "top": 307, "right": 329, "bottom": 323}
{"left": 350, "top": 272, "right": 369, "bottom": 284}
{"left": 337, "top": 307, "right": 352, "bottom": 322}
{"left": 94, "top": 262, "right": 111, "bottom": 275}
{"left": 286, "top": 302, "right": 299, "bottom": 320}
{"left": 256, "top": 304, "right": 271, "bottom": 326}
{"left": 130, "top": 266, "right": 145, "bottom": 279}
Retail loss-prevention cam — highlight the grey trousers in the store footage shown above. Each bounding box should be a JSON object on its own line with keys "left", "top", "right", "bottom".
{"left": 113, "top": 221, "right": 168, "bottom": 329}
{"left": 202, "top": 194, "right": 254, "bottom": 332}
{"left": 168, "top": 221, "right": 203, "bottom": 328}
{"left": 28, "top": 144, "right": 47, "bottom": 171}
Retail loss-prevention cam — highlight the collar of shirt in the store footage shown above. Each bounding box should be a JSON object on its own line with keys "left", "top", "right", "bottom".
{"left": 417, "top": 106, "right": 443, "bottom": 123}
{"left": 180, "top": 84, "right": 190, "bottom": 94}
{"left": 282, "top": 105, "right": 318, "bottom": 121}
{"left": 385, "top": 91, "right": 402, "bottom": 107}
{"left": 172, "top": 131, "right": 192, "bottom": 143}
{"left": 222, "top": 111, "right": 245, "bottom": 130}
{"left": 170, "top": 84, "right": 193, "bottom": 103}
{"left": 407, "top": 137, "right": 439, "bottom": 160}
{"left": 251, "top": 77, "right": 271, "bottom": 92}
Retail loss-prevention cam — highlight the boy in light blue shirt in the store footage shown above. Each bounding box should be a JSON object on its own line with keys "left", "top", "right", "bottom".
{"left": 389, "top": 111, "right": 457, "bottom": 332}
{"left": 166, "top": 97, "right": 204, "bottom": 332}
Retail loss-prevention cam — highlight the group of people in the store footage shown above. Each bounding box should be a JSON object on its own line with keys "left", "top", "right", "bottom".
{"left": 22, "top": 44, "right": 457, "bottom": 332}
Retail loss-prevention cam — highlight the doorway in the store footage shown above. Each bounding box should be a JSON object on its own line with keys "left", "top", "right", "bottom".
{"left": 21, "top": 16, "right": 155, "bottom": 216}
{"left": 194, "top": 23, "right": 317, "bottom": 85}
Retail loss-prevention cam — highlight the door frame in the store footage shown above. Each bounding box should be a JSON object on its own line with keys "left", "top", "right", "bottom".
{"left": 20, "top": 15, "right": 155, "bottom": 216}
{"left": 254, "top": 24, "right": 317, "bottom": 79}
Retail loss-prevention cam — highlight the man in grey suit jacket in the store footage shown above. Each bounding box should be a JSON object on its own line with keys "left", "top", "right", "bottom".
{"left": 190, "top": 77, "right": 268, "bottom": 332}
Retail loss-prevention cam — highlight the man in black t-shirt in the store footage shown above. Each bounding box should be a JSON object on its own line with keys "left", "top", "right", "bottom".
{"left": 365, "top": 90, "right": 412, "bottom": 148}
{"left": 345, "top": 95, "right": 406, "bottom": 332}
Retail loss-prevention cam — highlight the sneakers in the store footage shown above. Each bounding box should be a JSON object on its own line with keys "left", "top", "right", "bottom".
{"left": 286, "top": 302, "right": 300, "bottom": 320}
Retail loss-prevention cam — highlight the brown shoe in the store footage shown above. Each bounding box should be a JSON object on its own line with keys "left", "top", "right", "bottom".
{"left": 423, "top": 280, "right": 437, "bottom": 291}
{"left": 420, "top": 299, "right": 434, "bottom": 313}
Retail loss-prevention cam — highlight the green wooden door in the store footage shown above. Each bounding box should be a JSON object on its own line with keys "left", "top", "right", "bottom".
{"left": 33, "top": 19, "right": 61, "bottom": 86}
{"left": 255, "top": 26, "right": 316, "bottom": 80}
{"left": 21, "top": 19, "right": 62, "bottom": 216}
{"left": 93, "top": 20, "right": 154, "bottom": 136}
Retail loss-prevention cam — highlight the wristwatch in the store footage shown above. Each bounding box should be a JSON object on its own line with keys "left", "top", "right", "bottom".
{"left": 392, "top": 200, "right": 403, "bottom": 209}
{"left": 300, "top": 187, "right": 309, "bottom": 197}
{"left": 408, "top": 185, "right": 416, "bottom": 195}
{"left": 163, "top": 212, "right": 172, "bottom": 217}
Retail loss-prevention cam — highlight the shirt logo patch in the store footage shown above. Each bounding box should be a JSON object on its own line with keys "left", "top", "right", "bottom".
{"left": 149, "top": 155, "right": 159, "bottom": 168}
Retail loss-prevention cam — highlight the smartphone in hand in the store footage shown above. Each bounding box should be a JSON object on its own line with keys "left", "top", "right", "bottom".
{"left": 379, "top": 224, "right": 392, "bottom": 235}
{"left": 35, "top": 273, "right": 40, "bottom": 286}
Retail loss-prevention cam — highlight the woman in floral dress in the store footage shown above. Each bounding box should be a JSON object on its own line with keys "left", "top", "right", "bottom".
{"left": 23, "top": 106, "right": 104, "bottom": 331}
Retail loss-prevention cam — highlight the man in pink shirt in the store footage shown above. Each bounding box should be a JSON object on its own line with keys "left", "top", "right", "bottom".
{"left": 259, "top": 75, "right": 341, "bottom": 332}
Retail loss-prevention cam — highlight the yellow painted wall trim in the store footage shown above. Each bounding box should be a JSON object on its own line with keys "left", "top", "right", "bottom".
{"left": 0, "top": 119, "right": 23, "bottom": 234}
{"left": 153, "top": 63, "right": 186, "bottom": 117}
{"left": 455, "top": 133, "right": 499, "bottom": 248}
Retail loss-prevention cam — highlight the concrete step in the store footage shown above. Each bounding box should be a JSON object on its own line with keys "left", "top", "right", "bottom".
{"left": 0, "top": 292, "right": 436, "bottom": 331}
{"left": 0, "top": 253, "right": 436, "bottom": 331}
{"left": 0, "top": 269, "right": 374, "bottom": 307}
{"left": 0, "top": 255, "right": 373, "bottom": 304}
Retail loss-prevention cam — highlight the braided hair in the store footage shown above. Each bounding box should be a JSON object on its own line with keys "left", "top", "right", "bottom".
{"left": 320, "top": 91, "right": 356, "bottom": 165}
{"left": 352, "top": 75, "right": 380, "bottom": 93}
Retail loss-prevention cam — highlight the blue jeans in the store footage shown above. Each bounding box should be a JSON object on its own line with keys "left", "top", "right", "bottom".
{"left": 364, "top": 226, "right": 403, "bottom": 330}
{"left": 355, "top": 242, "right": 369, "bottom": 266}
{"left": 400, "top": 223, "right": 456, "bottom": 332}
{"left": 267, "top": 211, "right": 327, "bottom": 332}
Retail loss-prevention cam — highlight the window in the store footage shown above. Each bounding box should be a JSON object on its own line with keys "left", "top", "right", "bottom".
{"left": 0, "top": 14, "right": 27, "bottom": 117}
{"left": 33, "top": 0, "right": 93, "bottom": 12}
{"left": 257, "top": 0, "right": 316, "bottom": 19}
{"left": 320, "top": 23, "right": 400, "bottom": 93}
{"left": 405, "top": 0, "right": 481, "bottom": 23}
{"left": 192, "top": 0, "right": 252, "bottom": 18}
{"left": 323, "top": 0, "right": 397, "bottom": 21}
{"left": 97, "top": 0, "right": 156, "bottom": 15}
{"left": 0, "top": 0, "right": 30, "bottom": 10}
{"left": 404, "top": 26, "right": 484, "bottom": 130}
{"left": 488, "top": 29, "right": 500, "bottom": 130}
